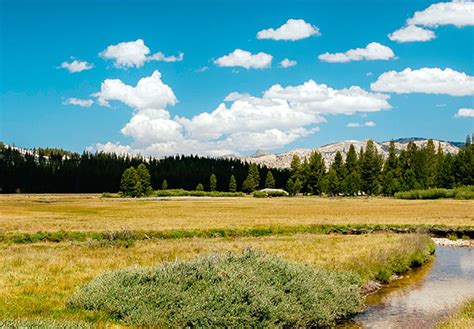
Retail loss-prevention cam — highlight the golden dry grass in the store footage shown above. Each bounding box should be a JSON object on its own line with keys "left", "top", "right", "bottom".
{"left": 0, "top": 233, "right": 430, "bottom": 321}
{"left": 438, "top": 299, "right": 474, "bottom": 329}
{"left": 0, "top": 194, "right": 472, "bottom": 233}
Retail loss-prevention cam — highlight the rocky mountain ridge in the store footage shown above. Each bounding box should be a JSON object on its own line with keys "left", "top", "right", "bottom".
{"left": 239, "top": 138, "right": 461, "bottom": 169}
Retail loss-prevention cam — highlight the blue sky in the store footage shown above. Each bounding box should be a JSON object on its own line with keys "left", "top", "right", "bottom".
{"left": 1, "top": 0, "right": 473, "bottom": 155}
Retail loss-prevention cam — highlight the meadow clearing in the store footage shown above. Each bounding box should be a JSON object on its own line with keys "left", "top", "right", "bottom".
{"left": 0, "top": 194, "right": 472, "bottom": 233}
{"left": 0, "top": 194, "right": 471, "bottom": 326}
{"left": 0, "top": 233, "right": 432, "bottom": 323}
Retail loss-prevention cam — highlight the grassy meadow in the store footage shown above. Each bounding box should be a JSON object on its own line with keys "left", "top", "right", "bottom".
{"left": 0, "top": 233, "right": 433, "bottom": 323}
{"left": 0, "top": 194, "right": 472, "bottom": 233}
{"left": 0, "top": 194, "right": 470, "bottom": 326}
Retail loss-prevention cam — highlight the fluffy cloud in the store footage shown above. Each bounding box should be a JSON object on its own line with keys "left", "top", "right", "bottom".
{"left": 214, "top": 49, "right": 272, "bottom": 69}
{"left": 93, "top": 71, "right": 391, "bottom": 156}
{"left": 407, "top": 1, "right": 474, "bottom": 27}
{"left": 95, "top": 142, "right": 132, "bottom": 155}
{"left": 455, "top": 108, "right": 474, "bottom": 117}
{"left": 60, "top": 59, "right": 93, "bottom": 73}
{"left": 319, "top": 42, "right": 395, "bottom": 63}
{"left": 257, "top": 19, "right": 320, "bottom": 41}
{"left": 388, "top": 25, "right": 436, "bottom": 42}
{"left": 148, "top": 52, "right": 184, "bottom": 62}
{"left": 121, "top": 109, "right": 183, "bottom": 146}
{"left": 346, "top": 121, "right": 376, "bottom": 128}
{"left": 177, "top": 96, "right": 324, "bottom": 141}
{"left": 279, "top": 58, "right": 297, "bottom": 68}
{"left": 63, "top": 98, "right": 94, "bottom": 107}
{"left": 99, "top": 39, "right": 183, "bottom": 68}
{"left": 263, "top": 80, "right": 391, "bottom": 115}
{"left": 371, "top": 67, "right": 474, "bottom": 96}
{"left": 93, "top": 70, "right": 177, "bottom": 109}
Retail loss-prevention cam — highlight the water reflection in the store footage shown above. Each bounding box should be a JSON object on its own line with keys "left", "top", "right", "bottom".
{"left": 343, "top": 246, "right": 474, "bottom": 328}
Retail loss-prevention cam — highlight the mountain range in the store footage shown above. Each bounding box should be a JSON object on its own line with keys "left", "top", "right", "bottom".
{"left": 237, "top": 138, "right": 461, "bottom": 169}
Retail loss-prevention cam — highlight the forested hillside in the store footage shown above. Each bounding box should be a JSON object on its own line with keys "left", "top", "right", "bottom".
{"left": 1, "top": 135, "right": 472, "bottom": 195}
{"left": 0, "top": 144, "right": 288, "bottom": 193}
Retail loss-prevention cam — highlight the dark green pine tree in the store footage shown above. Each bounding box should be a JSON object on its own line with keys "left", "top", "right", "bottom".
{"left": 307, "top": 151, "right": 326, "bottom": 195}
{"left": 333, "top": 151, "right": 345, "bottom": 178}
{"left": 210, "top": 173, "right": 217, "bottom": 191}
{"left": 196, "top": 183, "right": 204, "bottom": 191}
{"left": 264, "top": 171, "right": 276, "bottom": 188}
{"left": 228, "top": 175, "right": 237, "bottom": 192}
{"left": 453, "top": 135, "right": 474, "bottom": 186}
{"left": 136, "top": 163, "right": 152, "bottom": 196}
{"left": 342, "top": 144, "right": 360, "bottom": 196}
{"left": 161, "top": 179, "right": 168, "bottom": 190}
{"left": 120, "top": 166, "right": 140, "bottom": 197}
{"left": 293, "top": 178, "right": 302, "bottom": 195}
{"left": 360, "top": 140, "right": 382, "bottom": 195}
{"left": 326, "top": 167, "right": 340, "bottom": 196}
{"left": 424, "top": 139, "right": 437, "bottom": 188}
{"left": 382, "top": 141, "right": 401, "bottom": 196}
{"left": 438, "top": 154, "right": 455, "bottom": 188}
{"left": 286, "top": 178, "right": 295, "bottom": 195}
{"left": 242, "top": 164, "right": 260, "bottom": 193}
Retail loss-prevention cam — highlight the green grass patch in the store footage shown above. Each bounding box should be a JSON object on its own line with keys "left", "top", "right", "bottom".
{"left": 0, "top": 319, "right": 91, "bottom": 328}
{"left": 68, "top": 249, "right": 362, "bottom": 327}
{"left": 1, "top": 224, "right": 472, "bottom": 245}
{"left": 395, "top": 186, "right": 474, "bottom": 200}
{"left": 151, "top": 189, "right": 245, "bottom": 197}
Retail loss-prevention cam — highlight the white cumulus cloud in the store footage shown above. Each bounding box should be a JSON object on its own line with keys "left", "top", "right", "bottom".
{"left": 63, "top": 98, "right": 94, "bottom": 107}
{"left": 92, "top": 71, "right": 391, "bottom": 157}
{"left": 371, "top": 67, "right": 474, "bottom": 96}
{"left": 263, "top": 80, "right": 391, "bottom": 115}
{"left": 279, "top": 58, "right": 297, "bottom": 68}
{"left": 319, "top": 42, "right": 395, "bottom": 63}
{"left": 455, "top": 108, "right": 474, "bottom": 117}
{"left": 214, "top": 49, "right": 272, "bottom": 69}
{"left": 99, "top": 39, "right": 183, "bottom": 68}
{"left": 95, "top": 142, "right": 132, "bottom": 155}
{"left": 93, "top": 70, "right": 177, "bottom": 109}
{"left": 60, "top": 59, "right": 93, "bottom": 73}
{"left": 407, "top": 1, "right": 474, "bottom": 27}
{"left": 388, "top": 25, "right": 436, "bottom": 42}
{"left": 257, "top": 19, "right": 320, "bottom": 41}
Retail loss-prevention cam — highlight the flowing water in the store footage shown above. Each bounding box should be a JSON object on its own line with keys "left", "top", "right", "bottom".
{"left": 342, "top": 246, "right": 474, "bottom": 328}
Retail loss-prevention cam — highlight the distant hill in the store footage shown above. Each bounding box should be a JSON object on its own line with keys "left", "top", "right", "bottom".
{"left": 240, "top": 138, "right": 462, "bottom": 169}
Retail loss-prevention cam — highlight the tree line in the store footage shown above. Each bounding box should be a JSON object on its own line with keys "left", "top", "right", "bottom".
{"left": 1, "top": 136, "right": 472, "bottom": 195}
{"left": 286, "top": 136, "right": 473, "bottom": 196}
{"left": 0, "top": 144, "right": 288, "bottom": 193}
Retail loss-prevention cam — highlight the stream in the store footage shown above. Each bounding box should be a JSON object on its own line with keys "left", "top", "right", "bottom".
{"left": 342, "top": 245, "right": 474, "bottom": 328}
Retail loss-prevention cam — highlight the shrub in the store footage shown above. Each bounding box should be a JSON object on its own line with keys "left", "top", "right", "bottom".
{"left": 252, "top": 191, "right": 268, "bottom": 198}
{"left": 152, "top": 189, "right": 244, "bottom": 197}
{"left": 69, "top": 249, "right": 362, "bottom": 327}
{"left": 394, "top": 186, "right": 474, "bottom": 200}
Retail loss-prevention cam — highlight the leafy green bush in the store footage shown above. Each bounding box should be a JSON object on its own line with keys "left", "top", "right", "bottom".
{"left": 152, "top": 189, "right": 244, "bottom": 197}
{"left": 252, "top": 191, "right": 268, "bottom": 198}
{"left": 394, "top": 186, "right": 474, "bottom": 200}
{"left": 69, "top": 249, "right": 362, "bottom": 327}
{"left": 453, "top": 186, "right": 474, "bottom": 200}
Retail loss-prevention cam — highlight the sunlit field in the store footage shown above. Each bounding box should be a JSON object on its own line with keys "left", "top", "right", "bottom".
{"left": 0, "top": 233, "right": 432, "bottom": 322}
{"left": 0, "top": 194, "right": 472, "bottom": 233}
